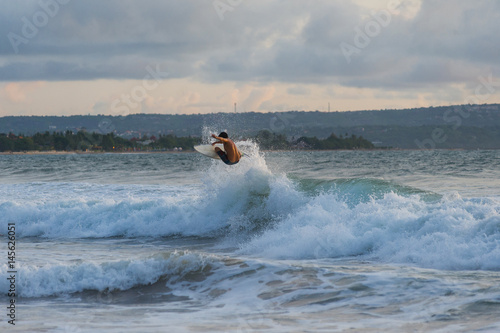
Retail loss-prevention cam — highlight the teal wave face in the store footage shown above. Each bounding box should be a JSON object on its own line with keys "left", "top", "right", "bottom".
{"left": 293, "top": 177, "right": 440, "bottom": 206}
{"left": 1, "top": 148, "right": 499, "bottom": 271}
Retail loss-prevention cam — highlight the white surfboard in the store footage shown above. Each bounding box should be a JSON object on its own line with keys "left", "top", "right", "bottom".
{"left": 194, "top": 144, "right": 224, "bottom": 159}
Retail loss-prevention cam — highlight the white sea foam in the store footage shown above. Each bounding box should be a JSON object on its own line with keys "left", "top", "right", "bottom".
{"left": 241, "top": 191, "right": 500, "bottom": 270}
{"left": 0, "top": 140, "right": 277, "bottom": 239}
{"left": 1, "top": 147, "right": 499, "bottom": 271}
{"left": 2, "top": 150, "right": 499, "bottom": 332}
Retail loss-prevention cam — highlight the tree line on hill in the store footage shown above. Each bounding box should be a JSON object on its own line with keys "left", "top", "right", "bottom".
{"left": 0, "top": 130, "right": 375, "bottom": 153}
{"left": 0, "top": 131, "right": 199, "bottom": 152}
{"left": 1, "top": 104, "right": 499, "bottom": 149}
{"left": 255, "top": 130, "right": 375, "bottom": 150}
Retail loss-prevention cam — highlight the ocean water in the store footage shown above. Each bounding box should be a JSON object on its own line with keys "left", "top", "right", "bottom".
{"left": 1, "top": 145, "right": 500, "bottom": 332}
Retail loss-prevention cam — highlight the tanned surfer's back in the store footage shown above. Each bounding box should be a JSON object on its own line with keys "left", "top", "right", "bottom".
{"left": 211, "top": 132, "right": 241, "bottom": 165}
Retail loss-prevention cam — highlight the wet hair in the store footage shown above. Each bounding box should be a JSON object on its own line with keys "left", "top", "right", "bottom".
{"left": 218, "top": 132, "right": 228, "bottom": 138}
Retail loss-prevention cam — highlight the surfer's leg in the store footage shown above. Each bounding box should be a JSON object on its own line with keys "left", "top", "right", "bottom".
{"left": 216, "top": 149, "right": 228, "bottom": 161}
{"left": 216, "top": 150, "right": 236, "bottom": 165}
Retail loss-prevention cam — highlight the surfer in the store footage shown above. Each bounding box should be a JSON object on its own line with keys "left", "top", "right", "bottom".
{"left": 211, "top": 132, "right": 241, "bottom": 165}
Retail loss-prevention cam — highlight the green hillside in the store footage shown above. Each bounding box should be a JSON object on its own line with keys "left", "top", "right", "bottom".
{"left": 1, "top": 104, "right": 499, "bottom": 149}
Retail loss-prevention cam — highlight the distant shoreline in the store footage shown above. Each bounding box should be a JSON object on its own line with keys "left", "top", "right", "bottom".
{"left": 2, "top": 104, "right": 500, "bottom": 149}
{"left": 1, "top": 148, "right": 498, "bottom": 156}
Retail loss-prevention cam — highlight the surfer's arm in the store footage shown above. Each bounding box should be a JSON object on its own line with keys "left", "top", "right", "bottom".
{"left": 211, "top": 134, "right": 228, "bottom": 145}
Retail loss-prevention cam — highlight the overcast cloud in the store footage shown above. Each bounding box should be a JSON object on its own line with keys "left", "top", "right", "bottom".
{"left": 0, "top": 0, "right": 499, "bottom": 115}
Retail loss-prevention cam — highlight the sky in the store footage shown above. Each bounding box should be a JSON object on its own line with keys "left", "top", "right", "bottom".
{"left": 0, "top": 0, "right": 499, "bottom": 117}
